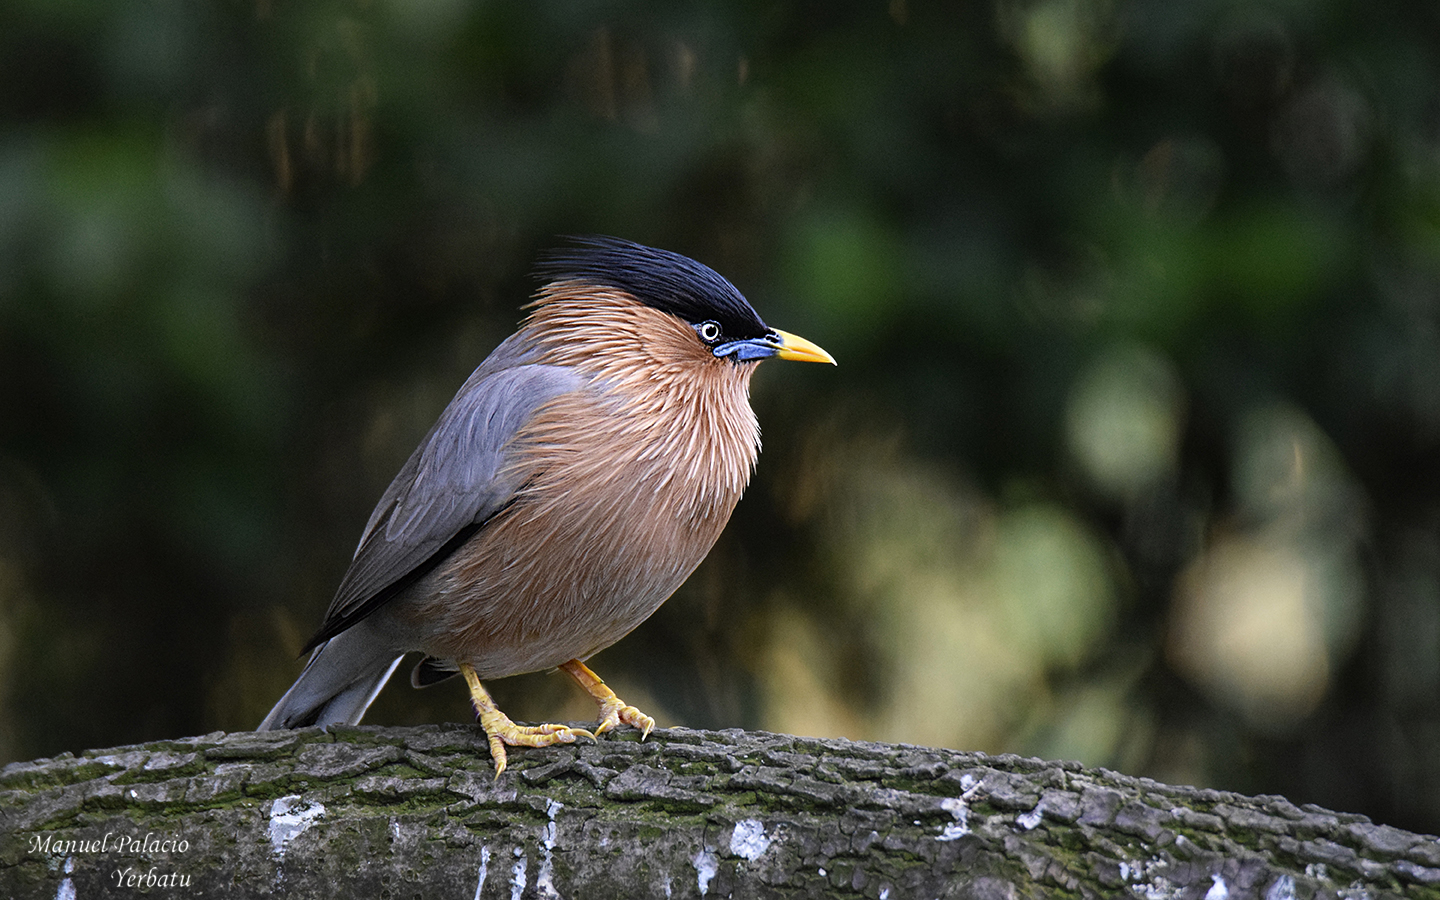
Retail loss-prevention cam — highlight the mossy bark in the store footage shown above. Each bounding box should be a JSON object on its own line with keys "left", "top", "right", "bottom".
{"left": 1, "top": 725, "right": 1437, "bottom": 898}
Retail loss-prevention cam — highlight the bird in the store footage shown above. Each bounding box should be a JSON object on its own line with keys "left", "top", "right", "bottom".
{"left": 259, "top": 236, "right": 834, "bottom": 774}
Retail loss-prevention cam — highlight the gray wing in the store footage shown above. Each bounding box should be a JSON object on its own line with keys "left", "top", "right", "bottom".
{"left": 301, "top": 354, "right": 585, "bottom": 651}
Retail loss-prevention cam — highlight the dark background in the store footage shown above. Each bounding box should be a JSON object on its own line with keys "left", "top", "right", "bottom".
{"left": 4, "top": 0, "right": 1440, "bottom": 836}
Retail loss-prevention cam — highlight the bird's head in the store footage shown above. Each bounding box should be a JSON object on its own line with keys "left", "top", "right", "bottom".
{"left": 528, "top": 236, "right": 835, "bottom": 372}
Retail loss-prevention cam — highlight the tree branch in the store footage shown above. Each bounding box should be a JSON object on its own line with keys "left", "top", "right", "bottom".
{"left": 1, "top": 725, "right": 1436, "bottom": 898}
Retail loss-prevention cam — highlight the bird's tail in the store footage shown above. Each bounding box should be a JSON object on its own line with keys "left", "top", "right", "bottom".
{"left": 258, "top": 619, "right": 404, "bottom": 731}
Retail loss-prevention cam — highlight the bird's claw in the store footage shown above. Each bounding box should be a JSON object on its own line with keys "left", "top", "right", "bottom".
{"left": 560, "top": 658, "right": 656, "bottom": 741}
{"left": 462, "top": 662, "right": 600, "bottom": 777}
{"left": 482, "top": 720, "right": 596, "bottom": 778}
{"left": 594, "top": 697, "right": 655, "bottom": 740}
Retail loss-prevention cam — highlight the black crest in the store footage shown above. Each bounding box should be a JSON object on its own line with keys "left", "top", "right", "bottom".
{"left": 537, "top": 236, "right": 771, "bottom": 340}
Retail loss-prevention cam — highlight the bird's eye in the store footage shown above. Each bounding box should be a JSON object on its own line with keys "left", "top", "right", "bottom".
{"left": 696, "top": 321, "right": 722, "bottom": 343}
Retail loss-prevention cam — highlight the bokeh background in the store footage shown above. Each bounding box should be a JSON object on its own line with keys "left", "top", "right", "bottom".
{"left": 4, "top": 0, "right": 1440, "bottom": 835}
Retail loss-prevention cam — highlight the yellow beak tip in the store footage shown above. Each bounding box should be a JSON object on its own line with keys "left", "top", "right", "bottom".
{"left": 772, "top": 328, "right": 837, "bottom": 366}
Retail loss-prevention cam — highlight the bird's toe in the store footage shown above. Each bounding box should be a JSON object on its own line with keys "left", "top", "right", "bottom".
{"left": 493, "top": 720, "right": 595, "bottom": 748}
{"left": 482, "top": 720, "right": 597, "bottom": 778}
{"left": 595, "top": 697, "right": 656, "bottom": 740}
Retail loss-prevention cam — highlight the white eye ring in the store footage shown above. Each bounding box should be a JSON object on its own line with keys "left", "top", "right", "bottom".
{"left": 697, "top": 321, "right": 722, "bottom": 343}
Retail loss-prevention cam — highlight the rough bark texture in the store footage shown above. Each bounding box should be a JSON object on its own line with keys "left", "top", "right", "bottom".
{"left": 1, "top": 724, "right": 1437, "bottom": 898}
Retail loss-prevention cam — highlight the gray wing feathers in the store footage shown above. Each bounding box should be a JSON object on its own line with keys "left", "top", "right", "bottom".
{"left": 260, "top": 341, "right": 588, "bottom": 732}
{"left": 317, "top": 360, "right": 586, "bottom": 634}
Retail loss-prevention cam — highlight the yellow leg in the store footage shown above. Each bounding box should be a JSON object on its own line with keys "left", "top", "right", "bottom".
{"left": 559, "top": 659, "right": 656, "bottom": 739}
{"left": 461, "top": 664, "right": 594, "bottom": 777}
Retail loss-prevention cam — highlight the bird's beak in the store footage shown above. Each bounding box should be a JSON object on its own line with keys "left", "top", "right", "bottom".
{"left": 770, "top": 328, "right": 837, "bottom": 365}
{"left": 712, "top": 328, "right": 837, "bottom": 364}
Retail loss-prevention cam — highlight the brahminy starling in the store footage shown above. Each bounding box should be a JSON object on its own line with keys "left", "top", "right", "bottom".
{"left": 259, "top": 236, "right": 834, "bottom": 773}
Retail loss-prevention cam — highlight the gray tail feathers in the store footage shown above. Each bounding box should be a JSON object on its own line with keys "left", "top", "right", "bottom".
{"left": 258, "top": 618, "right": 404, "bottom": 731}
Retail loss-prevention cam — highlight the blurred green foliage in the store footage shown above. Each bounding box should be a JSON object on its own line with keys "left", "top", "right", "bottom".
{"left": 4, "top": 0, "right": 1440, "bottom": 835}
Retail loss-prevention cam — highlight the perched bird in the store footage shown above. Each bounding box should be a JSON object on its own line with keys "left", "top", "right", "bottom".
{"left": 259, "top": 236, "right": 834, "bottom": 773}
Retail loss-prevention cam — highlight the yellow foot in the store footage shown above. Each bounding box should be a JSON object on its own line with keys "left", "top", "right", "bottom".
{"left": 460, "top": 664, "right": 594, "bottom": 777}
{"left": 560, "top": 659, "right": 656, "bottom": 739}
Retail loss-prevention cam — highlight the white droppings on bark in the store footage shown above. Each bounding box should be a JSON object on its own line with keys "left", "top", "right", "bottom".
{"left": 729, "top": 819, "right": 771, "bottom": 861}
{"left": 267, "top": 795, "right": 325, "bottom": 860}
{"left": 1264, "top": 875, "right": 1296, "bottom": 900}
{"left": 509, "top": 853, "right": 527, "bottom": 900}
{"left": 1204, "top": 874, "right": 1229, "bottom": 900}
{"left": 536, "top": 799, "right": 563, "bottom": 899}
{"left": 938, "top": 774, "right": 983, "bottom": 841}
{"left": 1017, "top": 800, "right": 1044, "bottom": 831}
{"left": 1120, "top": 856, "right": 1183, "bottom": 899}
{"left": 937, "top": 797, "right": 970, "bottom": 841}
{"left": 54, "top": 857, "right": 75, "bottom": 900}
{"left": 693, "top": 848, "right": 719, "bottom": 895}
{"left": 474, "top": 846, "right": 491, "bottom": 900}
